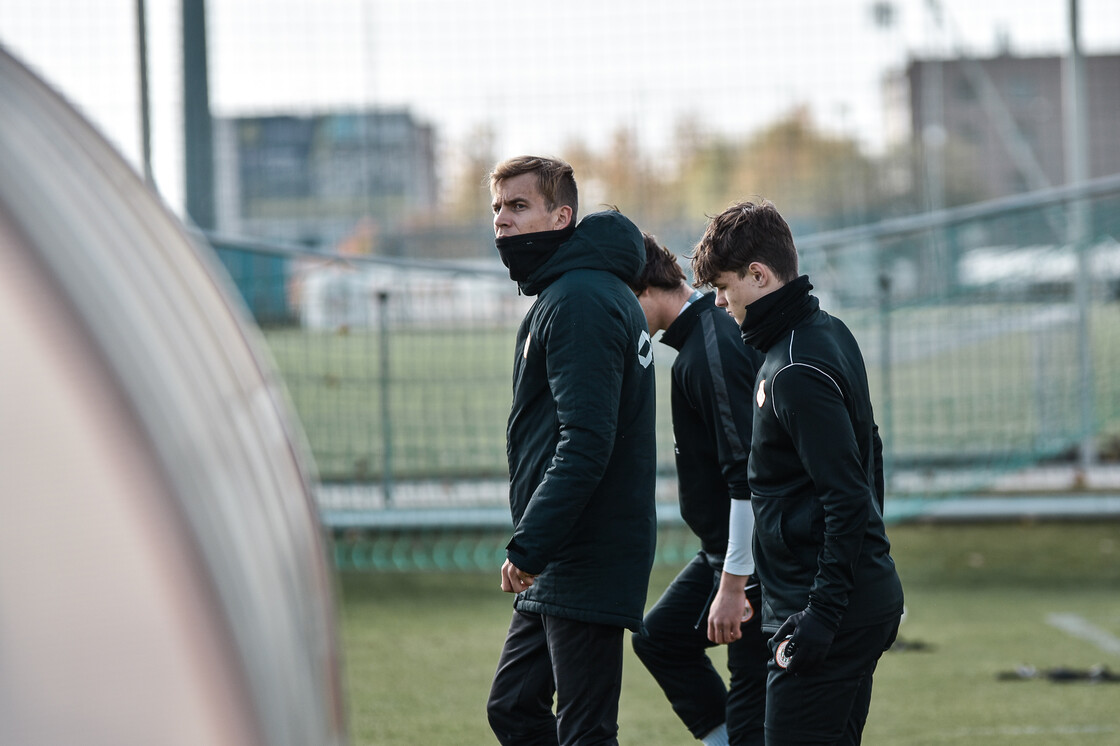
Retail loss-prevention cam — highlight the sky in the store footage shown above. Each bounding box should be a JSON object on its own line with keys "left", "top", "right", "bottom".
{"left": 2, "top": 0, "right": 1118, "bottom": 215}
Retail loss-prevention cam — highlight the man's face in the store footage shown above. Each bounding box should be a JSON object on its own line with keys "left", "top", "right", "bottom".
{"left": 711, "top": 269, "right": 764, "bottom": 326}
{"left": 492, "top": 173, "right": 570, "bottom": 238}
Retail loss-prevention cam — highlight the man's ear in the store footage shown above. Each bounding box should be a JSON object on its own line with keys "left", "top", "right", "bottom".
{"left": 747, "top": 261, "right": 771, "bottom": 287}
{"left": 554, "top": 205, "right": 573, "bottom": 231}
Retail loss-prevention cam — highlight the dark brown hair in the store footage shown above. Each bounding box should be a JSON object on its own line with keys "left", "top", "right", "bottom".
{"left": 630, "top": 233, "right": 686, "bottom": 295}
{"left": 690, "top": 199, "right": 798, "bottom": 286}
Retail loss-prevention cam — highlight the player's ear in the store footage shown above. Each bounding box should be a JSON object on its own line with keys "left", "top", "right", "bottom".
{"left": 747, "top": 261, "right": 769, "bottom": 286}
{"left": 553, "top": 205, "right": 573, "bottom": 231}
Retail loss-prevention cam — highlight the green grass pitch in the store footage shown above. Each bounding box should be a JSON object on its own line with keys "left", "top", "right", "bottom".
{"left": 336, "top": 520, "right": 1120, "bottom": 745}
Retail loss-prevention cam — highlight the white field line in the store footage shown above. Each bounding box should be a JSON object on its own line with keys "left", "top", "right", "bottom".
{"left": 927, "top": 615, "right": 1120, "bottom": 741}
{"left": 944, "top": 724, "right": 1118, "bottom": 738}
{"left": 1046, "top": 613, "right": 1120, "bottom": 657}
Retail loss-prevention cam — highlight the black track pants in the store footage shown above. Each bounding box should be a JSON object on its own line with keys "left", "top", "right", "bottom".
{"left": 632, "top": 554, "right": 768, "bottom": 745}
{"left": 488, "top": 609, "right": 625, "bottom": 746}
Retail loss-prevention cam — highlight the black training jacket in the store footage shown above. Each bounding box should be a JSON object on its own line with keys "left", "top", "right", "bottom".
{"left": 660, "top": 293, "right": 762, "bottom": 556}
{"left": 504, "top": 211, "right": 658, "bottom": 632}
{"left": 743, "top": 277, "right": 903, "bottom": 634}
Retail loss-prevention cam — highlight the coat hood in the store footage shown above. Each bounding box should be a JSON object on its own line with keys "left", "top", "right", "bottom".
{"left": 517, "top": 210, "right": 645, "bottom": 296}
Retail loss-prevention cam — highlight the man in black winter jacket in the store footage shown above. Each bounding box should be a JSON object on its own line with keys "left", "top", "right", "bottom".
{"left": 628, "top": 234, "right": 768, "bottom": 746}
{"left": 485, "top": 156, "right": 658, "bottom": 746}
{"left": 691, "top": 200, "right": 904, "bottom": 746}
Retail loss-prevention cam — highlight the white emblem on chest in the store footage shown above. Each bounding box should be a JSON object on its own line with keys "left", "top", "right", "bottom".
{"left": 523, "top": 333, "right": 531, "bottom": 359}
{"left": 756, "top": 378, "right": 767, "bottom": 408}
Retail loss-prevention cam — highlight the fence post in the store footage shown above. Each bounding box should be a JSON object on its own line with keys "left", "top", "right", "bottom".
{"left": 1072, "top": 218, "right": 1097, "bottom": 472}
{"left": 378, "top": 289, "right": 394, "bottom": 506}
{"left": 1065, "top": 0, "right": 1096, "bottom": 472}
{"left": 877, "top": 251, "right": 894, "bottom": 495}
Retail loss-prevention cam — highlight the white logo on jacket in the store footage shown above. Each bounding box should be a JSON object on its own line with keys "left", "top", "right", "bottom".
{"left": 637, "top": 330, "right": 653, "bottom": 368}
{"left": 756, "top": 378, "right": 767, "bottom": 408}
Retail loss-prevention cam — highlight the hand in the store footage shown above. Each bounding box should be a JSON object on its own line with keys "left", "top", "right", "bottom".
{"left": 772, "top": 609, "right": 835, "bottom": 675}
{"left": 707, "top": 586, "right": 749, "bottom": 645}
{"left": 499, "top": 559, "right": 536, "bottom": 593}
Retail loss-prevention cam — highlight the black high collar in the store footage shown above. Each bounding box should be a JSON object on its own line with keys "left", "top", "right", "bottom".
{"left": 739, "top": 275, "right": 818, "bottom": 353}
{"left": 494, "top": 225, "right": 575, "bottom": 283}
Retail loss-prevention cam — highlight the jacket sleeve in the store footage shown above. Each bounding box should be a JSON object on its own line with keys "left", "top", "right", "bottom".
{"left": 506, "top": 291, "right": 629, "bottom": 574}
{"left": 771, "top": 364, "right": 870, "bottom": 631}
{"left": 685, "top": 311, "right": 755, "bottom": 502}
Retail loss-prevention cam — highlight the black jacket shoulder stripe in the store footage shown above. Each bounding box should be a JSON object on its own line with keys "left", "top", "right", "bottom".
{"left": 701, "top": 311, "right": 748, "bottom": 462}
{"left": 787, "top": 329, "right": 844, "bottom": 395}
{"left": 773, "top": 362, "right": 844, "bottom": 395}
{"left": 769, "top": 362, "right": 845, "bottom": 417}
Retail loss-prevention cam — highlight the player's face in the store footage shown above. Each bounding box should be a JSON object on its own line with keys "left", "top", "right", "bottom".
{"left": 711, "top": 269, "right": 761, "bottom": 326}
{"left": 491, "top": 173, "right": 569, "bottom": 238}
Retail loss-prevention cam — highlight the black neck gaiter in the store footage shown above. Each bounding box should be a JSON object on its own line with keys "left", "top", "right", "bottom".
{"left": 740, "top": 275, "right": 819, "bottom": 353}
{"left": 495, "top": 225, "right": 575, "bottom": 282}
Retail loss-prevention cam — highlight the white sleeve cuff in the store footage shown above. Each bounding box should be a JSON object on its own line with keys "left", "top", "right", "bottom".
{"left": 723, "top": 498, "right": 756, "bottom": 576}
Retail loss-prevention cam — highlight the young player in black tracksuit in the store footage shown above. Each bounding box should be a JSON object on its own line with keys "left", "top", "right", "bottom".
{"left": 691, "top": 201, "right": 904, "bottom": 746}
{"left": 629, "top": 235, "right": 768, "bottom": 746}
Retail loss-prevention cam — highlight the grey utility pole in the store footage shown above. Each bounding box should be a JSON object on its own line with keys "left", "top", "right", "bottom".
{"left": 1063, "top": 0, "right": 1096, "bottom": 473}
{"left": 183, "top": 0, "right": 215, "bottom": 230}
{"left": 136, "top": 0, "right": 153, "bottom": 186}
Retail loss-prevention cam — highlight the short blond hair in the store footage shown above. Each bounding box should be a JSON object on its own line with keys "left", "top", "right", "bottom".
{"left": 489, "top": 155, "right": 578, "bottom": 220}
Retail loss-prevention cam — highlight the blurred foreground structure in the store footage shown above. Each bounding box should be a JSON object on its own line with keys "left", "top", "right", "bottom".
{"left": 0, "top": 48, "right": 347, "bottom": 744}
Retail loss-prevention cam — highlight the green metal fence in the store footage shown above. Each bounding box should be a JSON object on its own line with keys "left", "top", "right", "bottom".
{"left": 209, "top": 175, "right": 1120, "bottom": 569}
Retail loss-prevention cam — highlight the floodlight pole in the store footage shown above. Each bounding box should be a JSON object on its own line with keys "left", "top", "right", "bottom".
{"left": 136, "top": 0, "right": 153, "bottom": 186}
{"left": 919, "top": 0, "right": 948, "bottom": 298}
{"left": 183, "top": 0, "right": 215, "bottom": 230}
{"left": 1063, "top": 0, "right": 1096, "bottom": 473}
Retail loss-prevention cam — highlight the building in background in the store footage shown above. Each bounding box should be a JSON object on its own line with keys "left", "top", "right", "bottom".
{"left": 214, "top": 109, "right": 437, "bottom": 251}
{"left": 885, "top": 53, "right": 1120, "bottom": 203}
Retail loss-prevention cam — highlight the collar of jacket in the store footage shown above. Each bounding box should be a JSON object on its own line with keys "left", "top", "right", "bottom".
{"left": 659, "top": 292, "right": 715, "bottom": 351}
{"left": 739, "top": 275, "right": 819, "bottom": 353}
{"left": 511, "top": 211, "right": 645, "bottom": 296}
{"left": 494, "top": 224, "right": 576, "bottom": 284}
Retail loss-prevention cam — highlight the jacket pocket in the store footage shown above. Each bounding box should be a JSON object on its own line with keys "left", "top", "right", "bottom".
{"left": 756, "top": 493, "right": 820, "bottom": 576}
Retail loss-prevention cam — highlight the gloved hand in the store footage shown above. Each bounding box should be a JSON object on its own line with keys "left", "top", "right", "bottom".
{"left": 772, "top": 609, "right": 835, "bottom": 675}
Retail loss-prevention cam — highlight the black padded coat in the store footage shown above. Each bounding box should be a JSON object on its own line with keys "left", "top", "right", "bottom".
{"left": 503, "top": 210, "right": 658, "bottom": 632}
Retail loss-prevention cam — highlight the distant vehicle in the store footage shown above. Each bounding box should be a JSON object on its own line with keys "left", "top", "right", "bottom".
{"left": 0, "top": 46, "right": 347, "bottom": 746}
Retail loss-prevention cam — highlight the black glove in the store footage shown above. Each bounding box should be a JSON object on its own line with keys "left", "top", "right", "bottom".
{"left": 772, "top": 609, "right": 835, "bottom": 675}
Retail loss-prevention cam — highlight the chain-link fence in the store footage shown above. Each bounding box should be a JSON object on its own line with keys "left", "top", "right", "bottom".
{"left": 7, "top": 0, "right": 1120, "bottom": 569}
{"left": 204, "top": 174, "right": 1120, "bottom": 569}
